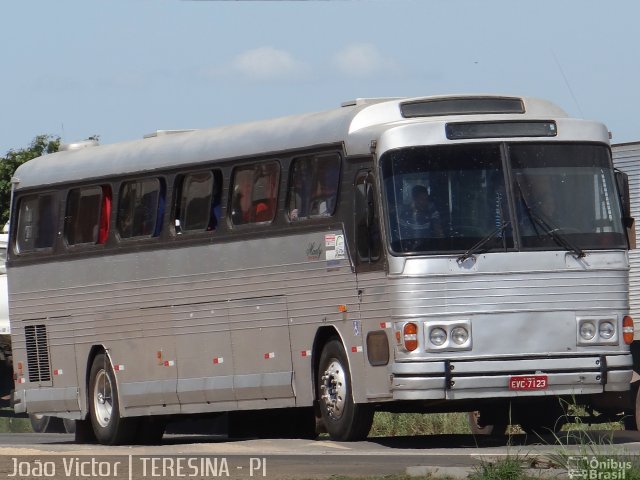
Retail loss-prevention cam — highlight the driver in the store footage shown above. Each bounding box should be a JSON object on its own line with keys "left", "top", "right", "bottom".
{"left": 400, "top": 185, "right": 443, "bottom": 237}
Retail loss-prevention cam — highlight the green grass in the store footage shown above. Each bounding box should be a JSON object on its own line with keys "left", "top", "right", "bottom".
{"left": 469, "top": 457, "right": 525, "bottom": 480}
{"left": 368, "top": 406, "right": 625, "bottom": 438}
{"left": 370, "top": 411, "right": 471, "bottom": 437}
{"left": 0, "top": 410, "right": 31, "bottom": 433}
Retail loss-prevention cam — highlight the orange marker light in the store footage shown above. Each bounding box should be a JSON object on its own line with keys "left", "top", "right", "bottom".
{"left": 403, "top": 322, "right": 418, "bottom": 352}
{"left": 623, "top": 316, "right": 634, "bottom": 345}
{"left": 338, "top": 305, "right": 348, "bottom": 313}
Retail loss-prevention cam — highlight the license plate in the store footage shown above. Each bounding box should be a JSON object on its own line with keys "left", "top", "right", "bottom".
{"left": 508, "top": 374, "right": 548, "bottom": 390}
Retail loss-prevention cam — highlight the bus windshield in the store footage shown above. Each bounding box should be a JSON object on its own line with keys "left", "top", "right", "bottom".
{"left": 381, "top": 142, "right": 626, "bottom": 255}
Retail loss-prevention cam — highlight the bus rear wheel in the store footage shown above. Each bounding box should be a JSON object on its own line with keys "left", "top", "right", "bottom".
{"left": 468, "top": 410, "right": 507, "bottom": 436}
{"left": 316, "top": 339, "right": 373, "bottom": 441}
{"left": 88, "top": 353, "right": 138, "bottom": 445}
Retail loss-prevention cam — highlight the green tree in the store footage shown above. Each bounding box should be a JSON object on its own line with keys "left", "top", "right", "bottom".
{"left": 0, "top": 135, "right": 60, "bottom": 226}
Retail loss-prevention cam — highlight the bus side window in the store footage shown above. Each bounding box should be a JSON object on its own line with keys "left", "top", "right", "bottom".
{"left": 288, "top": 153, "right": 340, "bottom": 221}
{"left": 230, "top": 161, "right": 280, "bottom": 225}
{"left": 65, "top": 185, "right": 109, "bottom": 246}
{"left": 174, "top": 170, "right": 222, "bottom": 234}
{"left": 98, "top": 186, "right": 112, "bottom": 244}
{"left": 15, "top": 193, "right": 57, "bottom": 253}
{"left": 117, "top": 178, "right": 164, "bottom": 239}
{"left": 355, "top": 171, "right": 381, "bottom": 263}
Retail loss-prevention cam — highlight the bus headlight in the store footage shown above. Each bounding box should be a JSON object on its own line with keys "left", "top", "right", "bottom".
{"left": 598, "top": 321, "right": 615, "bottom": 340}
{"left": 429, "top": 327, "right": 447, "bottom": 347}
{"left": 451, "top": 326, "right": 469, "bottom": 345}
{"left": 579, "top": 321, "right": 596, "bottom": 341}
{"left": 576, "top": 317, "right": 618, "bottom": 345}
{"left": 423, "top": 319, "right": 472, "bottom": 351}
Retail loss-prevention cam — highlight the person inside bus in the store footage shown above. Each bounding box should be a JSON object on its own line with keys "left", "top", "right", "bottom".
{"left": 400, "top": 185, "right": 443, "bottom": 237}
{"left": 309, "top": 166, "right": 339, "bottom": 216}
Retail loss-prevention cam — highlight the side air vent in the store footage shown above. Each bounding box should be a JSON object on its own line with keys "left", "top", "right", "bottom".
{"left": 25, "top": 325, "right": 51, "bottom": 382}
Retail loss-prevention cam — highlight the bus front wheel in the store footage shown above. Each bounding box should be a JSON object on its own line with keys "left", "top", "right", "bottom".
{"left": 316, "top": 339, "right": 373, "bottom": 441}
{"left": 88, "top": 353, "right": 138, "bottom": 445}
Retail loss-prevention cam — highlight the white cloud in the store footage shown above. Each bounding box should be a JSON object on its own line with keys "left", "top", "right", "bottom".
{"left": 230, "top": 47, "right": 305, "bottom": 81}
{"left": 333, "top": 43, "right": 393, "bottom": 77}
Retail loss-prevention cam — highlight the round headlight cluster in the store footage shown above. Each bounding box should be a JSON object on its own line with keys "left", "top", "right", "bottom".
{"left": 579, "top": 321, "right": 596, "bottom": 340}
{"left": 429, "top": 327, "right": 447, "bottom": 346}
{"left": 598, "top": 321, "right": 615, "bottom": 340}
{"left": 451, "top": 326, "right": 469, "bottom": 345}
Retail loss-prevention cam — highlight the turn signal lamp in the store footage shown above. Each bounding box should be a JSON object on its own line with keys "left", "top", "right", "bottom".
{"left": 403, "top": 322, "right": 418, "bottom": 352}
{"left": 623, "top": 316, "right": 634, "bottom": 345}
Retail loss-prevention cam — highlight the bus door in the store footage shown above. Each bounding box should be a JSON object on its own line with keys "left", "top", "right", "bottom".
{"left": 353, "top": 170, "right": 392, "bottom": 400}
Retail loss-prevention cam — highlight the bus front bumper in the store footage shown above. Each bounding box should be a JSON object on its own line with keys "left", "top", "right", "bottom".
{"left": 390, "top": 354, "right": 633, "bottom": 401}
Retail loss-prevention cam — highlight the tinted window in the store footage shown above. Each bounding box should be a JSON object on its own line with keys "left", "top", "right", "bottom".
{"left": 16, "top": 193, "right": 57, "bottom": 253}
{"left": 510, "top": 143, "right": 625, "bottom": 251}
{"left": 174, "top": 170, "right": 222, "bottom": 233}
{"left": 355, "top": 171, "right": 381, "bottom": 263}
{"left": 65, "top": 186, "right": 110, "bottom": 245}
{"left": 117, "top": 178, "right": 164, "bottom": 238}
{"left": 288, "top": 153, "right": 340, "bottom": 221}
{"left": 381, "top": 144, "right": 511, "bottom": 254}
{"left": 230, "top": 162, "right": 280, "bottom": 225}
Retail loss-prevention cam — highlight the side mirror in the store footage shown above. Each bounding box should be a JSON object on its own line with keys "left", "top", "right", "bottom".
{"left": 615, "top": 170, "right": 631, "bottom": 219}
{"left": 615, "top": 170, "right": 636, "bottom": 249}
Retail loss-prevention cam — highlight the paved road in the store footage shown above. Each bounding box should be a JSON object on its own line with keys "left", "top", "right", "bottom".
{"left": 0, "top": 431, "right": 638, "bottom": 479}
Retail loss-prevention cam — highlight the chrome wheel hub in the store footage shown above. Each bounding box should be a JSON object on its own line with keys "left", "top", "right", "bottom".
{"left": 320, "top": 360, "right": 347, "bottom": 420}
{"left": 93, "top": 370, "right": 113, "bottom": 428}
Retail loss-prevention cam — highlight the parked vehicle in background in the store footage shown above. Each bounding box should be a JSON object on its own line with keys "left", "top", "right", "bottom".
{"left": 0, "top": 232, "right": 12, "bottom": 407}
{"left": 611, "top": 142, "right": 640, "bottom": 429}
{"left": 7, "top": 95, "right": 634, "bottom": 444}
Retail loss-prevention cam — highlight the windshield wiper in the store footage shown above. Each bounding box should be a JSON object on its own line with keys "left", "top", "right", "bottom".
{"left": 457, "top": 221, "right": 511, "bottom": 264}
{"left": 525, "top": 210, "right": 585, "bottom": 258}
{"left": 515, "top": 180, "right": 585, "bottom": 258}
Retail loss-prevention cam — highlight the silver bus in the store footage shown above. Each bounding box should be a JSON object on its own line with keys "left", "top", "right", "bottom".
{"left": 7, "top": 95, "right": 634, "bottom": 444}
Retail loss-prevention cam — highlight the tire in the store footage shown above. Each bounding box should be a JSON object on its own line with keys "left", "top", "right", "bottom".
{"left": 88, "top": 353, "right": 138, "bottom": 445}
{"left": 468, "top": 410, "right": 507, "bottom": 436}
{"left": 29, "top": 414, "right": 65, "bottom": 433}
{"left": 624, "top": 383, "right": 639, "bottom": 430}
{"left": 317, "top": 339, "right": 373, "bottom": 441}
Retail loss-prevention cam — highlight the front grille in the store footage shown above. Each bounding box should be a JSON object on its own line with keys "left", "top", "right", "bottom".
{"left": 25, "top": 325, "right": 51, "bottom": 382}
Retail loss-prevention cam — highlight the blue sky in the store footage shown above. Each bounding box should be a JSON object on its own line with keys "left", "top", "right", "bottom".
{"left": 1, "top": 0, "right": 639, "bottom": 154}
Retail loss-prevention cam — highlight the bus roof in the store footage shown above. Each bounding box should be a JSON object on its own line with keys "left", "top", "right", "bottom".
{"left": 13, "top": 94, "right": 569, "bottom": 190}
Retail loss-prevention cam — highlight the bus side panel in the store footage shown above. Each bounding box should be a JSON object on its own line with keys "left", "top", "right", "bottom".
{"left": 172, "top": 301, "right": 236, "bottom": 410}
{"left": 285, "top": 230, "right": 367, "bottom": 405}
{"left": 612, "top": 143, "right": 640, "bottom": 340}
{"left": 356, "top": 270, "right": 394, "bottom": 402}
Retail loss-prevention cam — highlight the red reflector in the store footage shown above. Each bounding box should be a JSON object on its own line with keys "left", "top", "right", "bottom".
{"left": 403, "top": 323, "right": 418, "bottom": 352}
{"left": 623, "top": 316, "right": 634, "bottom": 345}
